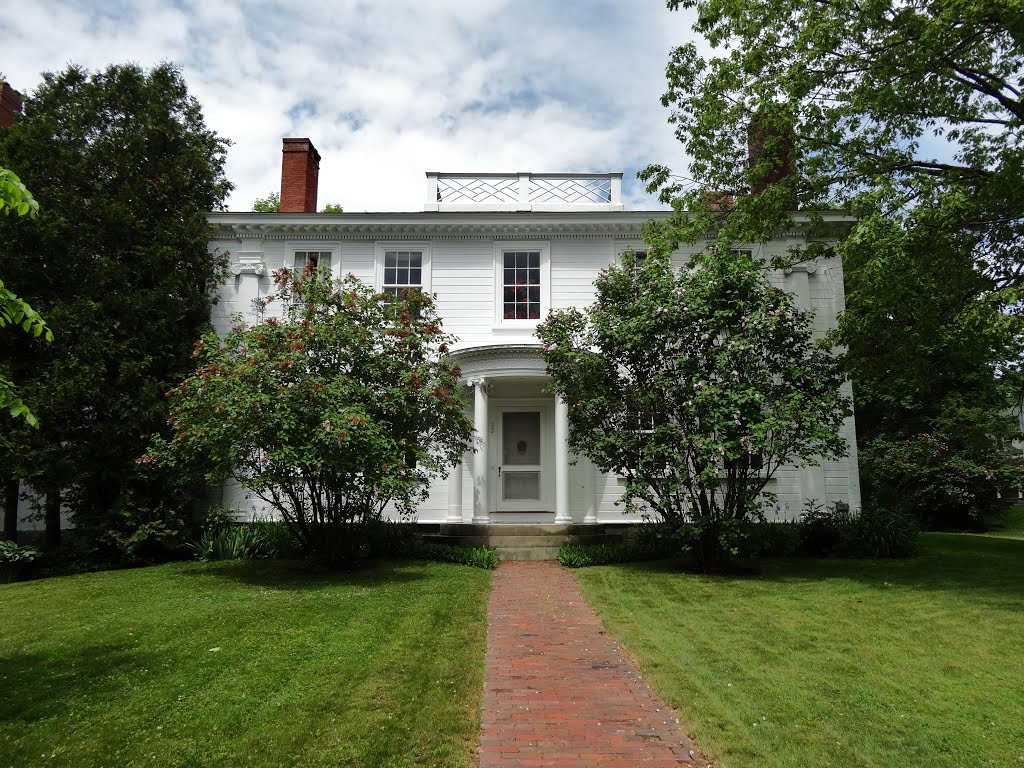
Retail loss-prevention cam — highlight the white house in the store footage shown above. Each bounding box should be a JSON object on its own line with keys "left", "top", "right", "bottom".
{"left": 206, "top": 138, "right": 861, "bottom": 531}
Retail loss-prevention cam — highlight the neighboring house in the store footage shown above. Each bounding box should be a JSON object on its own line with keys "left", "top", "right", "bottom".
{"left": 207, "top": 138, "right": 862, "bottom": 526}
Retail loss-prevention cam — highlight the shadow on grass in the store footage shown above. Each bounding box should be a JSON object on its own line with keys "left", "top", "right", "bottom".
{"left": 602, "top": 534, "right": 1024, "bottom": 610}
{"left": 0, "top": 643, "right": 153, "bottom": 728}
{"left": 177, "top": 557, "right": 429, "bottom": 590}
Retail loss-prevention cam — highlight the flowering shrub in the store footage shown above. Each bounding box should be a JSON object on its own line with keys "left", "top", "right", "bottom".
{"left": 147, "top": 268, "right": 473, "bottom": 567}
{"left": 538, "top": 247, "right": 850, "bottom": 569}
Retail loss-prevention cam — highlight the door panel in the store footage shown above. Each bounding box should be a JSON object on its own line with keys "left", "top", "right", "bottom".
{"left": 497, "top": 409, "right": 543, "bottom": 510}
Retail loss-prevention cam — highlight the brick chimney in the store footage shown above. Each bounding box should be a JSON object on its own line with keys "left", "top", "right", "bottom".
{"left": 280, "top": 138, "right": 320, "bottom": 213}
{"left": 0, "top": 82, "right": 23, "bottom": 128}
{"left": 747, "top": 113, "right": 796, "bottom": 207}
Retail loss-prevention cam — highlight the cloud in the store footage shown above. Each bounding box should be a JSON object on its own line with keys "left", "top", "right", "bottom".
{"left": 5, "top": 0, "right": 697, "bottom": 211}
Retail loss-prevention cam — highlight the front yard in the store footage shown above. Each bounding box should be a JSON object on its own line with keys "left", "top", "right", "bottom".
{"left": 0, "top": 559, "right": 491, "bottom": 768}
{"left": 575, "top": 531, "right": 1024, "bottom": 768}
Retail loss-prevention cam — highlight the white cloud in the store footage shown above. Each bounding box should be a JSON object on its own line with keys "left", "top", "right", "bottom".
{"left": 4, "top": 0, "right": 698, "bottom": 211}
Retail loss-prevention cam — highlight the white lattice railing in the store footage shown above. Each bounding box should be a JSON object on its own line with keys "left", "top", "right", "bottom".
{"left": 425, "top": 172, "right": 623, "bottom": 212}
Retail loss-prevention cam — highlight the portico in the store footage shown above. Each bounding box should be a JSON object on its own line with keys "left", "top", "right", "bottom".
{"left": 445, "top": 344, "right": 598, "bottom": 525}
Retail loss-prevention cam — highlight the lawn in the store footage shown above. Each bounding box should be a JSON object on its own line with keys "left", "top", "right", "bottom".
{"left": 574, "top": 532, "right": 1024, "bottom": 768}
{"left": 0, "top": 559, "right": 491, "bottom": 768}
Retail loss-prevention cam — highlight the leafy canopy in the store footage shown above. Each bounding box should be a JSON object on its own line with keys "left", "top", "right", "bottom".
{"left": 537, "top": 249, "right": 850, "bottom": 567}
{"left": 149, "top": 269, "right": 473, "bottom": 566}
{"left": 642, "top": 0, "right": 1024, "bottom": 285}
{"left": 0, "top": 62, "right": 232, "bottom": 558}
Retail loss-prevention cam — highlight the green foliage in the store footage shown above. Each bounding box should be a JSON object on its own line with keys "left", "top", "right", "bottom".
{"left": 251, "top": 191, "right": 279, "bottom": 212}
{"left": 189, "top": 525, "right": 269, "bottom": 561}
{"left": 407, "top": 542, "right": 498, "bottom": 570}
{"left": 863, "top": 432, "right": 1023, "bottom": 531}
{"left": 0, "top": 539, "right": 40, "bottom": 564}
{"left": 643, "top": 1, "right": 1024, "bottom": 532}
{"left": 320, "top": 202, "right": 344, "bottom": 213}
{"left": 150, "top": 270, "right": 473, "bottom": 567}
{"left": 0, "top": 539, "right": 40, "bottom": 583}
{"left": 0, "top": 63, "right": 232, "bottom": 555}
{"left": 790, "top": 499, "right": 920, "bottom": 558}
{"left": 538, "top": 248, "right": 849, "bottom": 569}
{"left": 0, "top": 166, "right": 51, "bottom": 428}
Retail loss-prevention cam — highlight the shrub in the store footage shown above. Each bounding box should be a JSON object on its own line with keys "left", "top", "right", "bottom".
{"left": 557, "top": 523, "right": 681, "bottom": 567}
{"left": 794, "top": 500, "right": 919, "bottom": 558}
{"left": 408, "top": 542, "right": 498, "bottom": 570}
{"left": 0, "top": 540, "right": 41, "bottom": 583}
{"left": 188, "top": 525, "right": 269, "bottom": 561}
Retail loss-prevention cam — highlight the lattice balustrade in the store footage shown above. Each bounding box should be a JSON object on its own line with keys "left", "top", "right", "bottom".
{"left": 426, "top": 172, "right": 622, "bottom": 211}
{"left": 436, "top": 175, "right": 520, "bottom": 205}
{"left": 528, "top": 176, "right": 612, "bottom": 204}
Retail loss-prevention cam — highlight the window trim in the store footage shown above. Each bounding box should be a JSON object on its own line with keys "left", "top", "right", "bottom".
{"left": 493, "top": 241, "right": 551, "bottom": 328}
{"left": 374, "top": 242, "right": 432, "bottom": 295}
{"left": 287, "top": 243, "right": 337, "bottom": 277}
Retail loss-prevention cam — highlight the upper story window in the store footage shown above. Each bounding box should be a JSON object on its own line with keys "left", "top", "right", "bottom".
{"left": 494, "top": 242, "right": 550, "bottom": 326}
{"left": 383, "top": 250, "right": 423, "bottom": 298}
{"left": 293, "top": 250, "right": 332, "bottom": 274}
{"left": 375, "top": 242, "right": 431, "bottom": 299}
{"left": 617, "top": 245, "right": 648, "bottom": 270}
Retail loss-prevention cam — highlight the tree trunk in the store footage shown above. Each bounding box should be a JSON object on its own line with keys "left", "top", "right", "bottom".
{"left": 2, "top": 480, "right": 18, "bottom": 542}
{"left": 45, "top": 488, "right": 62, "bottom": 548}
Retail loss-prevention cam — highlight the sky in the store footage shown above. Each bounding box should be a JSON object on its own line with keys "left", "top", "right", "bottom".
{"left": 4, "top": 0, "right": 700, "bottom": 212}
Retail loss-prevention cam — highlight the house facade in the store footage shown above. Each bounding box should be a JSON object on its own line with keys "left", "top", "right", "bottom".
{"left": 207, "top": 139, "right": 861, "bottom": 526}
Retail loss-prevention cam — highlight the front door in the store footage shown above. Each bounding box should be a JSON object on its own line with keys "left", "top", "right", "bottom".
{"left": 496, "top": 409, "right": 544, "bottom": 511}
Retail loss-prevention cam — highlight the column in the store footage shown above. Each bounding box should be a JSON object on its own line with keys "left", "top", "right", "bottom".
{"left": 447, "top": 455, "right": 464, "bottom": 522}
{"left": 472, "top": 379, "right": 490, "bottom": 524}
{"left": 789, "top": 267, "right": 827, "bottom": 508}
{"left": 582, "top": 456, "right": 599, "bottom": 524}
{"left": 554, "top": 395, "right": 571, "bottom": 524}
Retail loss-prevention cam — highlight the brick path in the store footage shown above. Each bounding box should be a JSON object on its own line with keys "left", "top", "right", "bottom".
{"left": 479, "top": 561, "right": 709, "bottom": 767}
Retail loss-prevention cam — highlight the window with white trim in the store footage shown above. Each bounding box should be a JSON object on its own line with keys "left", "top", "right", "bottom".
{"left": 293, "top": 250, "right": 332, "bottom": 273}
{"left": 494, "top": 242, "right": 550, "bottom": 325}
{"left": 382, "top": 249, "right": 423, "bottom": 299}
{"left": 617, "top": 245, "right": 648, "bottom": 270}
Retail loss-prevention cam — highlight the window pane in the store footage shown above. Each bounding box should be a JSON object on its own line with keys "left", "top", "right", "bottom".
{"left": 504, "top": 287, "right": 515, "bottom": 302}
{"left": 409, "top": 252, "right": 422, "bottom": 268}
{"left": 528, "top": 268, "right": 540, "bottom": 284}
{"left": 408, "top": 268, "right": 420, "bottom": 285}
{"left": 504, "top": 303, "right": 515, "bottom": 319}
{"left": 385, "top": 252, "right": 397, "bottom": 268}
{"left": 528, "top": 286, "right": 539, "bottom": 303}
{"left": 504, "top": 268, "right": 515, "bottom": 286}
{"left": 528, "top": 303, "right": 540, "bottom": 319}
{"left": 517, "top": 251, "right": 528, "bottom": 268}
{"left": 503, "top": 471, "right": 540, "bottom": 501}
{"left": 528, "top": 251, "right": 539, "bottom": 269}
{"left": 516, "top": 304, "right": 527, "bottom": 319}
{"left": 516, "top": 269, "right": 527, "bottom": 285}
{"left": 504, "top": 253, "right": 515, "bottom": 270}
{"left": 398, "top": 252, "right": 409, "bottom": 268}
{"left": 384, "top": 268, "right": 397, "bottom": 284}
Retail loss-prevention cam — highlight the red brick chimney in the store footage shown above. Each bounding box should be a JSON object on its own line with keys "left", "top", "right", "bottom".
{"left": 747, "top": 113, "right": 796, "bottom": 207}
{"left": 280, "top": 138, "right": 320, "bottom": 213}
{"left": 0, "top": 82, "right": 23, "bottom": 128}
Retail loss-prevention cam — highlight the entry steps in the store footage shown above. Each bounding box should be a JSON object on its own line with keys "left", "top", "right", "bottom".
{"left": 418, "top": 522, "right": 631, "bottom": 561}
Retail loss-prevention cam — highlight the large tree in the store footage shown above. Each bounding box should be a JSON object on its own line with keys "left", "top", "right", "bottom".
{"left": 0, "top": 63, "right": 232, "bottom": 556}
{"left": 538, "top": 249, "right": 850, "bottom": 568}
{"left": 148, "top": 269, "right": 473, "bottom": 566}
{"left": 641, "top": 0, "right": 1024, "bottom": 527}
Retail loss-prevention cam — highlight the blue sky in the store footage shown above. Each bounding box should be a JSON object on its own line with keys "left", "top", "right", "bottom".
{"left": 5, "top": 0, "right": 698, "bottom": 211}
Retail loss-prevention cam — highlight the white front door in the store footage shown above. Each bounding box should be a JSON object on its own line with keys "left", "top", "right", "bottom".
{"left": 496, "top": 408, "right": 545, "bottom": 511}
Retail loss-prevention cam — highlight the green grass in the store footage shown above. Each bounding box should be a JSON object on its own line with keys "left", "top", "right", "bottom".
{"left": 574, "top": 533, "right": 1024, "bottom": 768}
{"left": 984, "top": 504, "right": 1024, "bottom": 539}
{"left": 0, "top": 559, "right": 491, "bottom": 768}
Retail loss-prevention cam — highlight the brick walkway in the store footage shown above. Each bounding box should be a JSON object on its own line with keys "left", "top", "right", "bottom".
{"left": 478, "top": 561, "right": 709, "bottom": 767}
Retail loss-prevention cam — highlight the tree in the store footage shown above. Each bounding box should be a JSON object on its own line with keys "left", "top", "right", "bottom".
{"left": 0, "top": 166, "right": 50, "bottom": 429}
{"left": 641, "top": 0, "right": 1023, "bottom": 285}
{"left": 251, "top": 191, "right": 279, "bottom": 212}
{"left": 148, "top": 268, "right": 473, "bottom": 566}
{"left": 251, "top": 192, "right": 343, "bottom": 213}
{"left": 0, "top": 63, "right": 232, "bottom": 556}
{"left": 537, "top": 249, "right": 850, "bottom": 568}
{"left": 640, "top": 0, "right": 1024, "bottom": 528}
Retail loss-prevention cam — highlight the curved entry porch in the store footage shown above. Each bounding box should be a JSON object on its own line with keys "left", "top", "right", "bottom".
{"left": 445, "top": 344, "right": 600, "bottom": 526}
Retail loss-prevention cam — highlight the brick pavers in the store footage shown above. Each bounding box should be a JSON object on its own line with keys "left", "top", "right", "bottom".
{"left": 479, "top": 561, "right": 710, "bottom": 767}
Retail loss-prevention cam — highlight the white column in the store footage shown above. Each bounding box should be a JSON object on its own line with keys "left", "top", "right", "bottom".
{"left": 582, "top": 456, "right": 599, "bottom": 524}
{"left": 554, "top": 395, "right": 571, "bottom": 524}
{"left": 447, "top": 455, "right": 464, "bottom": 522}
{"left": 472, "top": 379, "right": 490, "bottom": 524}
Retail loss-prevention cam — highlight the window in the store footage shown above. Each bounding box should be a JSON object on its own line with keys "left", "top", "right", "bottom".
{"left": 494, "top": 242, "right": 550, "bottom": 325}
{"left": 375, "top": 243, "right": 431, "bottom": 298}
{"left": 502, "top": 251, "right": 541, "bottom": 320}
{"left": 293, "top": 250, "right": 331, "bottom": 273}
{"left": 617, "top": 245, "right": 648, "bottom": 270}
{"left": 382, "top": 249, "right": 423, "bottom": 299}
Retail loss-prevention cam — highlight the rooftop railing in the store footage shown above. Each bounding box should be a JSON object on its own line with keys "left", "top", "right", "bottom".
{"left": 425, "top": 172, "right": 623, "bottom": 212}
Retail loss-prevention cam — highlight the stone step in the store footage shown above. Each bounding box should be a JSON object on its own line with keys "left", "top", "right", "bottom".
{"left": 486, "top": 534, "right": 570, "bottom": 548}
{"left": 493, "top": 545, "right": 563, "bottom": 561}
